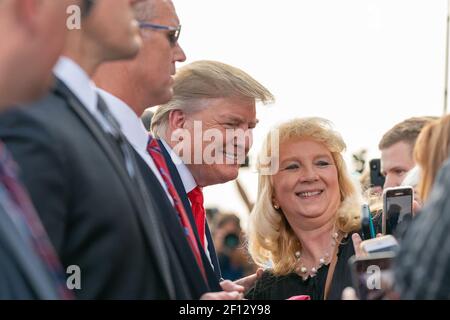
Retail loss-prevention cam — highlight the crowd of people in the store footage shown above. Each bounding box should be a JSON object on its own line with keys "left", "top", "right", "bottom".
{"left": 1, "top": 0, "right": 450, "bottom": 300}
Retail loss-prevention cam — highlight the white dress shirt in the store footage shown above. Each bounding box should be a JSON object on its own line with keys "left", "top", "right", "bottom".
{"left": 160, "top": 139, "right": 213, "bottom": 267}
{"left": 96, "top": 89, "right": 171, "bottom": 201}
{"left": 53, "top": 57, "right": 112, "bottom": 134}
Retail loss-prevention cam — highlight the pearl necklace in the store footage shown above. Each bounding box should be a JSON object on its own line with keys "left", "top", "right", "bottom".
{"left": 294, "top": 231, "right": 347, "bottom": 280}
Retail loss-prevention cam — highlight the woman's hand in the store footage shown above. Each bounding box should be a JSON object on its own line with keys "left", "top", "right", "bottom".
{"left": 352, "top": 233, "right": 365, "bottom": 257}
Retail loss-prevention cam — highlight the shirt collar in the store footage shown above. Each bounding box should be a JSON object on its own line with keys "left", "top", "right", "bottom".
{"left": 96, "top": 88, "right": 149, "bottom": 152}
{"left": 160, "top": 138, "right": 197, "bottom": 193}
{"left": 53, "top": 57, "right": 97, "bottom": 113}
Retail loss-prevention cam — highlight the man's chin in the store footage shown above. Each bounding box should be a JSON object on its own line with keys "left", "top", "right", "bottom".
{"left": 219, "top": 166, "right": 240, "bottom": 183}
{"left": 201, "top": 165, "right": 240, "bottom": 186}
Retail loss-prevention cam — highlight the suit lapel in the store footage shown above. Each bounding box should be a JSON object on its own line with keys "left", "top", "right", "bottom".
{"left": 53, "top": 79, "right": 175, "bottom": 298}
{"left": 204, "top": 223, "right": 222, "bottom": 280}
{"left": 158, "top": 140, "right": 223, "bottom": 283}
{"left": 133, "top": 151, "right": 211, "bottom": 297}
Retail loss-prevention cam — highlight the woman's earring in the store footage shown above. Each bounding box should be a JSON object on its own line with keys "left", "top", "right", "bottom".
{"left": 273, "top": 204, "right": 280, "bottom": 210}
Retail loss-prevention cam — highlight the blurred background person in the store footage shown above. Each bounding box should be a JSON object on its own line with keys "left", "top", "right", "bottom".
{"left": 0, "top": 0, "right": 83, "bottom": 299}
{"left": 246, "top": 117, "right": 362, "bottom": 300}
{"left": 379, "top": 116, "right": 437, "bottom": 189}
{"left": 413, "top": 114, "right": 450, "bottom": 204}
{"left": 141, "top": 108, "right": 154, "bottom": 131}
{"left": 212, "top": 213, "right": 256, "bottom": 281}
{"left": 359, "top": 116, "right": 437, "bottom": 235}
{"left": 394, "top": 154, "right": 450, "bottom": 299}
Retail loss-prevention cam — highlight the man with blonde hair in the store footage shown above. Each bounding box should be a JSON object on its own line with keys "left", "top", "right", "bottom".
{"left": 151, "top": 60, "right": 274, "bottom": 285}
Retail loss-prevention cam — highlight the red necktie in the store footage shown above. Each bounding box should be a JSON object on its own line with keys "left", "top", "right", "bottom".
{"left": 146, "top": 137, "right": 206, "bottom": 280}
{"left": 187, "top": 186, "right": 206, "bottom": 250}
{"left": 0, "top": 142, "right": 73, "bottom": 299}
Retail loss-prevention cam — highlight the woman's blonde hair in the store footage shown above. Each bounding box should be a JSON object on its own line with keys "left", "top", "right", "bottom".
{"left": 414, "top": 115, "right": 450, "bottom": 202}
{"left": 247, "top": 117, "right": 361, "bottom": 275}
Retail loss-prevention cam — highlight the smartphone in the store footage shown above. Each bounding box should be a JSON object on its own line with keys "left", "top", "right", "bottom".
{"left": 360, "top": 235, "right": 399, "bottom": 254}
{"left": 349, "top": 252, "right": 396, "bottom": 300}
{"left": 382, "top": 186, "right": 414, "bottom": 235}
{"left": 370, "top": 159, "right": 385, "bottom": 188}
{"left": 360, "top": 204, "right": 376, "bottom": 240}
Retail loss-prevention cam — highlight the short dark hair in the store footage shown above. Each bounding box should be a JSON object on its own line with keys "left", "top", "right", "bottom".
{"left": 378, "top": 116, "right": 438, "bottom": 151}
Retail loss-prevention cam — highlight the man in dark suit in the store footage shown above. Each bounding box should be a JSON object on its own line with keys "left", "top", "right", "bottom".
{"left": 0, "top": 0, "right": 84, "bottom": 299}
{"left": 0, "top": 0, "right": 76, "bottom": 108}
{"left": 0, "top": 0, "right": 180, "bottom": 299}
{"left": 94, "top": 0, "right": 244, "bottom": 299}
{"left": 150, "top": 60, "right": 274, "bottom": 289}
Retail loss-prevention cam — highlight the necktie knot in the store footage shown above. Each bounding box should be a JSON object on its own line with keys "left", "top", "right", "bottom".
{"left": 147, "top": 134, "right": 155, "bottom": 145}
{"left": 188, "top": 186, "right": 204, "bottom": 205}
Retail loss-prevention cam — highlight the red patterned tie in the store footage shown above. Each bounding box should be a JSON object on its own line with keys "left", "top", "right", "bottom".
{"left": 187, "top": 186, "right": 206, "bottom": 250}
{"left": 0, "top": 142, "right": 73, "bottom": 299}
{"left": 146, "top": 137, "right": 206, "bottom": 280}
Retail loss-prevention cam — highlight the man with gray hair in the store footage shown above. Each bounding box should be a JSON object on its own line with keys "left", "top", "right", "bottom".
{"left": 94, "top": 0, "right": 251, "bottom": 299}
{"left": 151, "top": 59, "right": 274, "bottom": 282}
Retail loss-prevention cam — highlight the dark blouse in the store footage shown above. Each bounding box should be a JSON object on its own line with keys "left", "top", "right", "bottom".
{"left": 245, "top": 234, "right": 356, "bottom": 300}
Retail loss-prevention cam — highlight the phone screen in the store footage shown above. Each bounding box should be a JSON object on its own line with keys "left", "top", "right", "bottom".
{"left": 383, "top": 188, "right": 413, "bottom": 235}
{"left": 350, "top": 253, "right": 395, "bottom": 300}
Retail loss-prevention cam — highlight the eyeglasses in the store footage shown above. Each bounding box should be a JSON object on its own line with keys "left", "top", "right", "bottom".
{"left": 138, "top": 21, "right": 182, "bottom": 46}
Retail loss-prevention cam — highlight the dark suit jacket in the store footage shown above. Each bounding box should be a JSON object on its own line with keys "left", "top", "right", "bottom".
{"left": 0, "top": 204, "right": 59, "bottom": 299}
{"left": 158, "top": 141, "right": 222, "bottom": 281}
{"left": 134, "top": 150, "right": 222, "bottom": 297}
{"left": 0, "top": 79, "right": 175, "bottom": 299}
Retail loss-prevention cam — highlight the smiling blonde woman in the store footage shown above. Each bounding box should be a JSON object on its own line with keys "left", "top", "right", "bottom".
{"left": 246, "top": 117, "right": 362, "bottom": 300}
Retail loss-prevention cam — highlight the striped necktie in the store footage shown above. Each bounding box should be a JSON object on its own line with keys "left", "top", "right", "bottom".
{"left": 0, "top": 142, "right": 72, "bottom": 299}
{"left": 146, "top": 136, "right": 206, "bottom": 280}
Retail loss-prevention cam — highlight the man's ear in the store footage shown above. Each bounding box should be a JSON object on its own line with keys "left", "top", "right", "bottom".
{"left": 168, "top": 109, "right": 186, "bottom": 130}
{"left": 15, "top": 0, "right": 39, "bottom": 34}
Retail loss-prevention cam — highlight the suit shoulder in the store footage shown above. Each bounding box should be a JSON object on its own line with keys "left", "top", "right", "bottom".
{"left": 0, "top": 94, "right": 76, "bottom": 163}
{"left": 0, "top": 92, "right": 73, "bottom": 140}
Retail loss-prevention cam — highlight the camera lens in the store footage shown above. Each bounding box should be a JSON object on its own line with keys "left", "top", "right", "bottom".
{"left": 223, "top": 233, "right": 240, "bottom": 250}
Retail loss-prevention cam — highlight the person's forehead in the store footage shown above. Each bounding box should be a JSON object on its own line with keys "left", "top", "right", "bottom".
{"left": 279, "top": 139, "right": 332, "bottom": 159}
{"left": 153, "top": 0, "right": 179, "bottom": 24}
{"left": 381, "top": 141, "right": 414, "bottom": 169}
{"left": 202, "top": 98, "right": 256, "bottom": 117}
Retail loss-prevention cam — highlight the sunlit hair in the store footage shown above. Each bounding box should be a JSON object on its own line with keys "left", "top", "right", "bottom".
{"left": 247, "top": 117, "right": 361, "bottom": 276}
{"left": 151, "top": 60, "right": 274, "bottom": 139}
{"left": 378, "top": 116, "right": 437, "bottom": 151}
{"left": 414, "top": 115, "right": 450, "bottom": 202}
